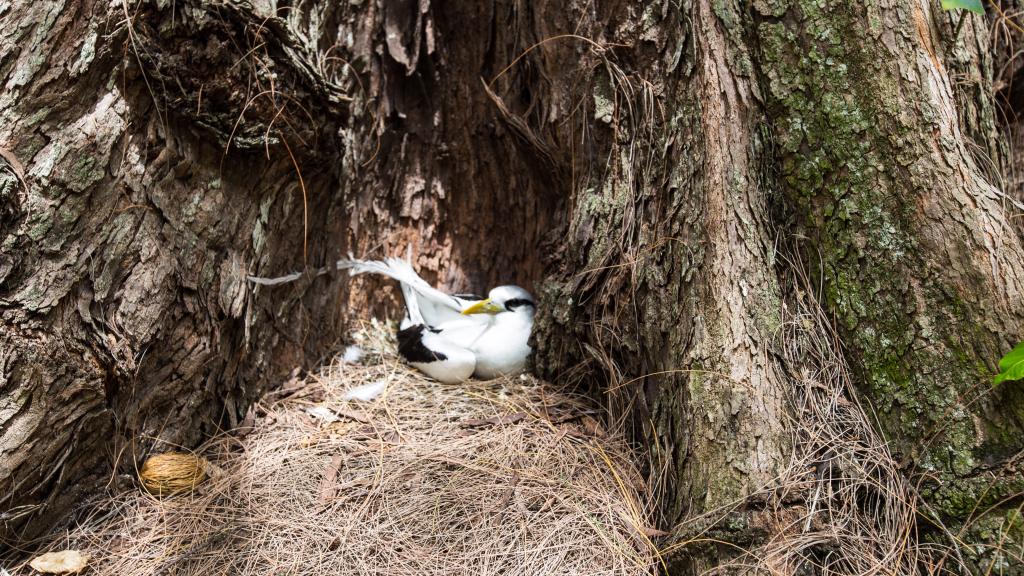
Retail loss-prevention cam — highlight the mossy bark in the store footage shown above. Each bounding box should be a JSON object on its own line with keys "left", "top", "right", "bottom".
{"left": 754, "top": 0, "right": 1024, "bottom": 498}
{"left": 532, "top": 0, "right": 1024, "bottom": 571}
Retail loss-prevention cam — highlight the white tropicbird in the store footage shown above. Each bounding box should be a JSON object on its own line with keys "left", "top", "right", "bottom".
{"left": 338, "top": 257, "right": 535, "bottom": 384}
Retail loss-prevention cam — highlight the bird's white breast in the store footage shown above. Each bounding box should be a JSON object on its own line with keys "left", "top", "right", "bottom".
{"left": 469, "top": 311, "right": 533, "bottom": 379}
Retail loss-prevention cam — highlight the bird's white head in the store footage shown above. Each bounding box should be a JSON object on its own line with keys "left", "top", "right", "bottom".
{"left": 461, "top": 285, "right": 536, "bottom": 316}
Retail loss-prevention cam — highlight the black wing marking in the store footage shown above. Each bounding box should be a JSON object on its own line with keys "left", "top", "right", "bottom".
{"left": 397, "top": 324, "right": 448, "bottom": 363}
{"left": 452, "top": 293, "right": 485, "bottom": 301}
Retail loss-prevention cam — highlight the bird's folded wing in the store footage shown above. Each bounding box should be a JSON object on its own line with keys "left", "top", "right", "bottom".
{"left": 431, "top": 316, "right": 493, "bottom": 349}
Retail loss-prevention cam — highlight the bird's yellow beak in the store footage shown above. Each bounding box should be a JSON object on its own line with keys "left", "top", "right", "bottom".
{"left": 461, "top": 298, "right": 504, "bottom": 315}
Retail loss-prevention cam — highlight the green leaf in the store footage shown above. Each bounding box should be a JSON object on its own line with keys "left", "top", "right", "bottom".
{"left": 941, "top": 0, "right": 985, "bottom": 14}
{"left": 993, "top": 342, "right": 1024, "bottom": 386}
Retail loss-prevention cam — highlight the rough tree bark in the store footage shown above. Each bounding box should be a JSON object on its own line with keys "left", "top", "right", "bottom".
{"left": 754, "top": 0, "right": 1024, "bottom": 532}
{"left": 2, "top": 0, "right": 1023, "bottom": 573}
{"left": 0, "top": 0, "right": 353, "bottom": 541}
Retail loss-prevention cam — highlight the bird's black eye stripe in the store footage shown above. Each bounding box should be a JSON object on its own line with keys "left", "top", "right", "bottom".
{"left": 504, "top": 298, "right": 535, "bottom": 311}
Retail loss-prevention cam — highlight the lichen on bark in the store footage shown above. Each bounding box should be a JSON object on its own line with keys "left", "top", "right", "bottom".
{"left": 754, "top": 0, "right": 1024, "bottom": 483}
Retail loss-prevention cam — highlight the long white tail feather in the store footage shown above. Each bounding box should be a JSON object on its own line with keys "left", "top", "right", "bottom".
{"left": 253, "top": 256, "right": 471, "bottom": 322}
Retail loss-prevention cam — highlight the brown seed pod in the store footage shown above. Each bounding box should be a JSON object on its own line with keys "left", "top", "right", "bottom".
{"left": 138, "top": 452, "right": 208, "bottom": 496}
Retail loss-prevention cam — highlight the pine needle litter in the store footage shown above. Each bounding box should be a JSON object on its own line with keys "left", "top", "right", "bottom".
{"left": 14, "top": 324, "right": 658, "bottom": 576}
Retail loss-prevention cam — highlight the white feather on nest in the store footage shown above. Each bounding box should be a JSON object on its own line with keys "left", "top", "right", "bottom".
{"left": 342, "top": 379, "right": 387, "bottom": 402}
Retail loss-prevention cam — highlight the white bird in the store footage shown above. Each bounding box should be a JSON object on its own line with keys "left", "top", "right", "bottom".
{"left": 338, "top": 257, "right": 535, "bottom": 384}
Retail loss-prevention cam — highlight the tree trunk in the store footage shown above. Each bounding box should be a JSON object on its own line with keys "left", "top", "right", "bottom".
{"left": 0, "top": 0, "right": 352, "bottom": 541}
{"left": 3, "top": 0, "right": 1023, "bottom": 573}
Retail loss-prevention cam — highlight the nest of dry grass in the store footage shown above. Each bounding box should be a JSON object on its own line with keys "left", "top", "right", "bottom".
{"left": 13, "top": 324, "right": 658, "bottom": 576}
